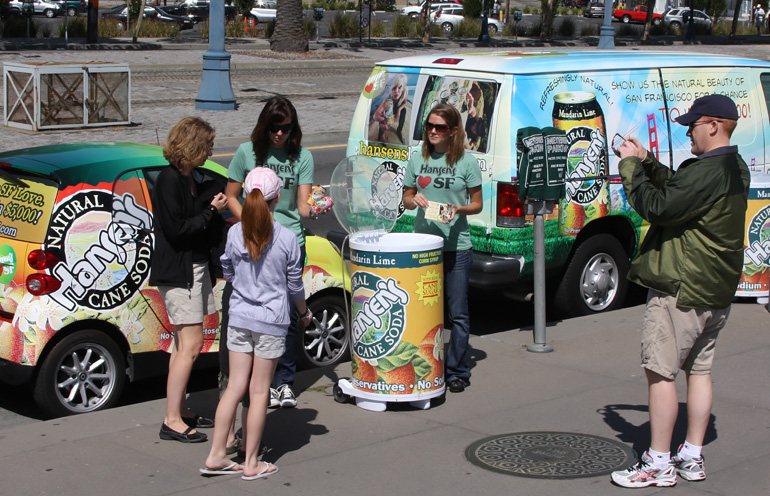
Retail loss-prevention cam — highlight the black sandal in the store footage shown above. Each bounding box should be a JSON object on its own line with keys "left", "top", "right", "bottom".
{"left": 183, "top": 415, "right": 215, "bottom": 429}
{"left": 159, "top": 423, "right": 208, "bottom": 443}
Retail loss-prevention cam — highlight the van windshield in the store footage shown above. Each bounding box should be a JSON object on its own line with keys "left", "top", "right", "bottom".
{"left": 0, "top": 172, "right": 58, "bottom": 244}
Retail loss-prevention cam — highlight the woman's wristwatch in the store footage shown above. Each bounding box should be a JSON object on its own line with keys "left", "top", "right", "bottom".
{"left": 301, "top": 308, "right": 311, "bottom": 319}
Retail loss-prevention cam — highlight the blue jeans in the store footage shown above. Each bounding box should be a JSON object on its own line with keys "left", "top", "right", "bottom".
{"left": 273, "top": 244, "right": 306, "bottom": 388}
{"left": 444, "top": 249, "right": 472, "bottom": 385}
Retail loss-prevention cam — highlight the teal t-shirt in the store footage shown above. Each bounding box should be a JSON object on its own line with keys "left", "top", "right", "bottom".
{"left": 404, "top": 151, "right": 482, "bottom": 251}
{"left": 228, "top": 142, "right": 314, "bottom": 246}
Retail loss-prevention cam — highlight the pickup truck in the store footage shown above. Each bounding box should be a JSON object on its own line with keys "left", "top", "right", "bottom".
{"left": 612, "top": 5, "right": 662, "bottom": 24}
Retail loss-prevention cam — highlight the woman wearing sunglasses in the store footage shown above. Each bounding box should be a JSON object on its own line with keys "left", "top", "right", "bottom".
{"left": 402, "top": 103, "right": 483, "bottom": 394}
{"left": 222, "top": 96, "right": 314, "bottom": 446}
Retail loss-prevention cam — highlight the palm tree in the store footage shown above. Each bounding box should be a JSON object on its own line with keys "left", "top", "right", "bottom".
{"left": 272, "top": 0, "right": 307, "bottom": 52}
{"left": 730, "top": 0, "right": 744, "bottom": 39}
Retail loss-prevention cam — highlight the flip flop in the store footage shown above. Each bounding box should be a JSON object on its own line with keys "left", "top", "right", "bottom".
{"left": 199, "top": 462, "right": 243, "bottom": 476}
{"left": 241, "top": 462, "right": 279, "bottom": 481}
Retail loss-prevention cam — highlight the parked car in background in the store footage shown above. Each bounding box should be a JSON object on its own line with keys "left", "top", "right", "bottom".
{"left": 52, "top": 0, "right": 85, "bottom": 16}
{"left": 432, "top": 6, "right": 504, "bottom": 34}
{"left": 7, "top": 0, "right": 62, "bottom": 18}
{"left": 583, "top": 1, "right": 604, "bottom": 17}
{"left": 100, "top": 4, "right": 194, "bottom": 30}
{"left": 612, "top": 4, "right": 662, "bottom": 24}
{"left": 160, "top": 0, "right": 236, "bottom": 23}
{"left": 0, "top": 142, "right": 349, "bottom": 418}
{"left": 663, "top": 8, "right": 712, "bottom": 31}
{"left": 401, "top": 1, "right": 461, "bottom": 18}
{"left": 249, "top": 0, "right": 276, "bottom": 22}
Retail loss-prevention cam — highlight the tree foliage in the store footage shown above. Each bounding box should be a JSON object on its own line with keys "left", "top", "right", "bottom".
{"left": 464, "top": 0, "right": 482, "bottom": 18}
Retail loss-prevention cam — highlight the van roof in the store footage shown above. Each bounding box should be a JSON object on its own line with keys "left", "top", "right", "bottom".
{"left": 375, "top": 50, "right": 770, "bottom": 75}
{"left": 0, "top": 142, "right": 224, "bottom": 188}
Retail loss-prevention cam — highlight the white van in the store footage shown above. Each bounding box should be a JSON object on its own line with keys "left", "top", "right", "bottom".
{"left": 346, "top": 50, "right": 770, "bottom": 316}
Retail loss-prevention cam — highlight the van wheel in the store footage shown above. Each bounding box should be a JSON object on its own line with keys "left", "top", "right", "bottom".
{"left": 298, "top": 294, "right": 349, "bottom": 369}
{"left": 33, "top": 330, "right": 126, "bottom": 417}
{"left": 621, "top": 14, "right": 631, "bottom": 23}
{"left": 554, "top": 234, "right": 629, "bottom": 317}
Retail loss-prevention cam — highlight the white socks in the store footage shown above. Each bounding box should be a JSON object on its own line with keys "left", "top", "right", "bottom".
{"left": 677, "top": 441, "right": 703, "bottom": 460}
{"left": 646, "top": 448, "right": 671, "bottom": 470}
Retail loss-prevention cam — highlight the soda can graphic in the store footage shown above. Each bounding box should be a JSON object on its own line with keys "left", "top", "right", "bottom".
{"left": 552, "top": 91, "right": 610, "bottom": 237}
{"left": 348, "top": 233, "right": 446, "bottom": 402}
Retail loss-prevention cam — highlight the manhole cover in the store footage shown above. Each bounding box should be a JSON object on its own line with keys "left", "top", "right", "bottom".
{"left": 465, "top": 432, "right": 636, "bottom": 479}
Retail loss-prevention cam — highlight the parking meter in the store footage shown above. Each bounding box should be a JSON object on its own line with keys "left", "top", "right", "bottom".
{"left": 513, "top": 9, "right": 523, "bottom": 21}
{"left": 516, "top": 125, "right": 567, "bottom": 354}
{"left": 21, "top": 0, "right": 34, "bottom": 16}
{"left": 515, "top": 126, "right": 567, "bottom": 205}
{"left": 313, "top": 7, "right": 324, "bottom": 41}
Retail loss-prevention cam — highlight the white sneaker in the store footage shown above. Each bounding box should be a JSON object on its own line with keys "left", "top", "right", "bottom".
{"left": 611, "top": 452, "right": 677, "bottom": 488}
{"left": 268, "top": 387, "right": 280, "bottom": 408}
{"left": 277, "top": 384, "right": 297, "bottom": 408}
{"left": 672, "top": 452, "right": 706, "bottom": 481}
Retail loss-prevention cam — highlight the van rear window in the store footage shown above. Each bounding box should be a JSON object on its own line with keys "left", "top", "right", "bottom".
{"left": 0, "top": 173, "right": 58, "bottom": 244}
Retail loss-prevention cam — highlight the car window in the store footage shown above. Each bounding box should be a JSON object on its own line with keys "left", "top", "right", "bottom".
{"left": 414, "top": 75, "right": 501, "bottom": 154}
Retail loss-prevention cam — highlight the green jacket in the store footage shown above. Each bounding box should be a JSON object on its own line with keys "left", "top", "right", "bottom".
{"left": 618, "top": 147, "right": 750, "bottom": 309}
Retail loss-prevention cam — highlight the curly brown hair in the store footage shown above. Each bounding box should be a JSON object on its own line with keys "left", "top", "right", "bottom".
{"left": 163, "top": 116, "right": 215, "bottom": 174}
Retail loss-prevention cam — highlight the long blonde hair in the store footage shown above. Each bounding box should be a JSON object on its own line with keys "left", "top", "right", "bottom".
{"left": 241, "top": 189, "right": 273, "bottom": 261}
{"left": 422, "top": 104, "right": 466, "bottom": 165}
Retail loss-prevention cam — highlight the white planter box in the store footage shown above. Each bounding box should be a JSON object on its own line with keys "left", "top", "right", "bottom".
{"left": 3, "top": 61, "right": 131, "bottom": 131}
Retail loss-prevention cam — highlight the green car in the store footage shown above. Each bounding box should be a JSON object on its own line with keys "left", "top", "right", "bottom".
{"left": 0, "top": 143, "right": 350, "bottom": 417}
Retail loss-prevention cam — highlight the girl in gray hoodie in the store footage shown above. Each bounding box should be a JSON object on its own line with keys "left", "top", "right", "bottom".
{"left": 202, "top": 168, "right": 313, "bottom": 480}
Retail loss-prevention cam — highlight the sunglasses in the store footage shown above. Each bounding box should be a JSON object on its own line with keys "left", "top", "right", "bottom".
{"left": 426, "top": 122, "right": 451, "bottom": 133}
{"left": 269, "top": 122, "right": 294, "bottom": 134}
{"left": 687, "top": 119, "right": 721, "bottom": 132}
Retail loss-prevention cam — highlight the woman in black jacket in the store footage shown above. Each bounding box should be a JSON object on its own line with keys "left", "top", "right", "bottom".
{"left": 151, "top": 116, "right": 227, "bottom": 443}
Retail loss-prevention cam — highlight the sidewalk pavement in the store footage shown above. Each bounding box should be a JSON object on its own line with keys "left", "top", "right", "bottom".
{"left": 0, "top": 302, "right": 768, "bottom": 495}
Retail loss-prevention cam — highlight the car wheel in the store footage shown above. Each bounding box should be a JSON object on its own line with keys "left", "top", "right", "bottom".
{"left": 652, "top": 17, "right": 661, "bottom": 25}
{"left": 442, "top": 22, "right": 453, "bottom": 32}
{"left": 553, "top": 234, "right": 629, "bottom": 317}
{"left": 488, "top": 24, "right": 498, "bottom": 34}
{"left": 409, "top": 12, "right": 419, "bottom": 19}
{"left": 67, "top": 7, "right": 77, "bottom": 16}
{"left": 33, "top": 330, "right": 126, "bottom": 417}
{"left": 670, "top": 20, "right": 681, "bottom": 32}
{"left": 622, "top": 14, "right": 630, "bottom": 23}
{"left": 298, "top": 294, "right": 349, "bottom": 369}
{"left": 45, "top": 8, "right": 56, "bottom": 17}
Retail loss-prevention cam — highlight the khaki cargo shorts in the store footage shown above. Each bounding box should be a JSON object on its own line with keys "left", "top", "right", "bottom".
{"left": 641, "top": 290, "right": 730, "bottom": 379}
{"left": 158, "top": 263, "right": 216, "bottom": 325}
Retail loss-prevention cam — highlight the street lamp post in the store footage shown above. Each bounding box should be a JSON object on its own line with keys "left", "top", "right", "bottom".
{"left": 598, "top": 0, "right": 615, "bottom": 49}
{"left": 195, "top": 0, "right": 236, "bottom": 111}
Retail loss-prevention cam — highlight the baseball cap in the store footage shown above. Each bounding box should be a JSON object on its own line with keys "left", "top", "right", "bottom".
{"left": 674, "top": 94, "right": 739, "bottom": 125}
{"left": 244, "top": 167, "right": 283, "bottom": 201}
